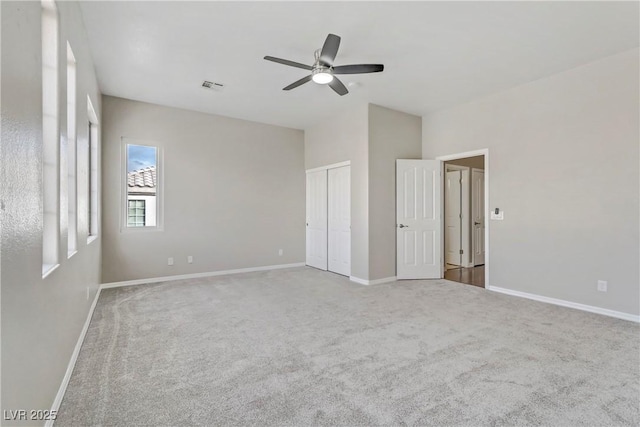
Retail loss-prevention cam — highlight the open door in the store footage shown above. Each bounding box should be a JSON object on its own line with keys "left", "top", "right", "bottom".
{"left": 396, "top": 159, "right": 442, "bottom": 279}
{"left": 445, "top": 170, "right": 462, "bottom": 266}
{"left": 472, "top": 168, "right": 485, "bottom": 266}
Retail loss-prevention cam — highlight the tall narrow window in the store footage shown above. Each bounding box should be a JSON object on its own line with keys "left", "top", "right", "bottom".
{"left": 124, "top": 142, "right": 160, "bottom": 229}
{"left": 42, "top": 0, "right": 59, "bottom": 276}
{"left": 87, "top": 95, "right": 99, "bottom": 240}
{"left": 67, "top": 43, "right": 77, "bottom": 256}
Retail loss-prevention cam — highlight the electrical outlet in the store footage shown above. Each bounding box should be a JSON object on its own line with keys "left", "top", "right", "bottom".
{"left": 278, "top": 249, "right": 283, "bottom": 256}
{"left": 168, "top": 257, "right": 174, "bottom": 266}
{"left": 597, "top": 280, "right": 607, "bottom": 292}
{"left": 187, "top": 256, "right": 193, "bottom": 264}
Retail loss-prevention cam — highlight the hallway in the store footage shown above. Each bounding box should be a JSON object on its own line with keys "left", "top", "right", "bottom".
{"left": 444, "top": 265, "right": 485, "bottom": 288}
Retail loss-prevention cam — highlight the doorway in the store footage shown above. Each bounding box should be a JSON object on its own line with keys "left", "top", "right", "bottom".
{"left": 442, "top": 155, "right": 486, "bottom": 288}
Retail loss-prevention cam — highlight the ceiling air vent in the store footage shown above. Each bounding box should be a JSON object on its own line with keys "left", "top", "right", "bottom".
{"left": 201, "top": 80, "right": 224, "bottom": 91}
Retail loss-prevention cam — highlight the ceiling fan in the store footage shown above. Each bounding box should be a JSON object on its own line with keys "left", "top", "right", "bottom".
{"left": 264, "top": 33, "right": 384, "bottom": 96}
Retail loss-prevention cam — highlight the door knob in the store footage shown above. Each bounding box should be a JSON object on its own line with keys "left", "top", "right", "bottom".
{"left": 398, "top": 224, "right": 408, "bottom": 228}
{"left": 474, "top": 221, "right": 481, "bottom": 225}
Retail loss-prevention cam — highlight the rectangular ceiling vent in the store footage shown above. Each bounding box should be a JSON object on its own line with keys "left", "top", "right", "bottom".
{"left": 202, "top": 80, "right": 224, "bottom": 91}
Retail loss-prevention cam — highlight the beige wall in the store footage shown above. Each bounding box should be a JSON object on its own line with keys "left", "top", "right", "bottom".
{"left": 1, "top": 1, "right": 103, "bottom": 420}
{"left": 304, "top": 104, "right": 421, "bottom": 281}
{"left": 423, "top": 49, "right": 639, "bottom": 316}
{"left": 368, "top": 104, "right": 422, "bottom": 280}
{"left": 305, "top": 104, "right": 369, "bottom": 279}
{"left": 101, "top": 96, "right": 305, "bottom": 283}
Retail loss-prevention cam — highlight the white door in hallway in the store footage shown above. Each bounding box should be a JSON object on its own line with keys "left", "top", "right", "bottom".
{"left": 328, "top": 166, "right": 350, "bottom": 276}
{"left": 445, "top": 170, "right": 462, "bottom": 266}
{"left": 306, "top": 170, "right": 327, "bottom": 270}
{"left": 472, "top": 168, "right": 485, "bottom": 266}
{"left": 396, "top": 159, "right": 442, "bottom": 279}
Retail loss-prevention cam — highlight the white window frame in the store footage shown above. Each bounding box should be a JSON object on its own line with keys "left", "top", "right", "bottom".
{"left": 121, "top": 138, "right": 163, "bottom": 232}
{"left": 42, "top": 0, "right": 60, "bottom": 278}
{"left": 87, "top": 95, "right": 100, "bottom": 243}
{"left": 66, "top": 42, "right": 78, "bottom": 258}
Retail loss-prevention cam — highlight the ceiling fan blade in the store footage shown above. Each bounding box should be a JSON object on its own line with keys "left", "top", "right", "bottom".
{"left": 332, "top": 64, "right": 384, "bottom": 74}
{"left": 283, "top": 75, "right": 313, "bottom": 91}
{"left": 264, "top": 56, "right": 313, "bottom": 71}
{"left": 328, "top": 76, "right": 348, "bottom": 96}
{"left": 319, "top": 34, "right": 341, "bottom": 66}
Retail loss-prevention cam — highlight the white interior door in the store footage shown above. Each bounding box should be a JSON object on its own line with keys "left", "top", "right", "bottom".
{"left": 396, "top": 159, "right": 442, "bottom": 279}
{"left": 306, "top": 170, "right": 327, "bottom": 270}
{"left": 328, "top": 166, "right": 350, "bottom": 276}
{"left": 445, "top": 170, "right": 462, "bottom": 266}
{"left": 472, "top": 168, "right": 485, "bottom": 266}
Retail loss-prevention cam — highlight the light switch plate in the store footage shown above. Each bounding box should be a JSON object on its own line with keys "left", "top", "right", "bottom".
{"left": 490, "top": 211, "right": 504, "bottom": 220}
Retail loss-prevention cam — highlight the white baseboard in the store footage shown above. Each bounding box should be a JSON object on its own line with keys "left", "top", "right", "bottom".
{"left": 350, "top": 276, "right": 397, "bottom": 286}
{"left": 47, "top": 286, "right": 102, "bottom": 427}
{"left": 488, "top": 286, "right": 640, "bottom": 323}
{"left": 101, "top": 262, "right": 306, "bottom": 289}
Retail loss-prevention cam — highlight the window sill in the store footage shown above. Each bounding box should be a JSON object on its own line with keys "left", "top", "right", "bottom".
{"left": 87, "top": 235, "right": 99, "bottom": 245}
{"left": 68, "top": 250, "right": 78, "bottom": 259}
{"left": 42, "top": 263, "right": 60, "bottom": 279}
{"left": 120, "top": 226, "right": 163, "bottom": 233}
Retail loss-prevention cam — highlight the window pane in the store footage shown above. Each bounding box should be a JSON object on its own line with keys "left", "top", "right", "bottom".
{"left": 126, "top": 144, "right": 156, "bottom": 228}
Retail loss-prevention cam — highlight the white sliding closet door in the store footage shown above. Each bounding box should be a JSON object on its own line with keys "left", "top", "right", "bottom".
{"left": 306, "top": 170, "right": 328, "bottom": 270}
{"left": 328, "top": 166, "right": 351, "bottom": 276}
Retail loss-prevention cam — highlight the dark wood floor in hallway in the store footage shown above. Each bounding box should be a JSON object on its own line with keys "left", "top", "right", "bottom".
{"left": 444, "top": 265, "right": 485, "bottom": 288}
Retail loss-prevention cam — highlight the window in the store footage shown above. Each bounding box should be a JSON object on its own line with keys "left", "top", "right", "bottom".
{"left": 67, "top": 43, "right": 77, "bottom": 256}
{"left": 42, "top": 0, "right": 59, "bottom": 276}
{"left": 123, "top": 141, "right": 161, "bottom": 230}
{"left": 87, "top": 96, "right": 99, "bottom": 241}
{"left": 127, "top": 200, "right": 146, "bottom": 227}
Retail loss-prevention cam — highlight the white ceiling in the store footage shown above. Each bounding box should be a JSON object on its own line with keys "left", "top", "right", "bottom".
{"left": 79, "top": 1, "right": 639, "bottom": 130}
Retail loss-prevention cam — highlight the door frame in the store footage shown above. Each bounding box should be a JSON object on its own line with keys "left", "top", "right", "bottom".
{"left": 436, "top": 149, "right": 489, "bottom": 287}
{"left": 306, "top": 160, "right": 351, "bottom": 174}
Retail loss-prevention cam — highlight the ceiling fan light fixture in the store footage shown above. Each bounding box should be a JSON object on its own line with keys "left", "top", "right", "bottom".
{"left": 264, "top": 33, "right": 384, "bottom": 95}
{"left": 312, "top": 69, "right": 333, "bottom": 84}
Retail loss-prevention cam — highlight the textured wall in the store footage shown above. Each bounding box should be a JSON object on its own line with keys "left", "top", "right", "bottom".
{"left": 304, "top": 104, "right": 370, "bottom": 280}
{"left": 423, "top": 49, "right": 639, "bottom": 316}
{"left": 368, "top": 104, "right": 422, "bottom": 280}
{"left": 1, "top": 1, "right": 102, "bottom": 422}
{"left": 101, "top": 96, "right": 305, "bottom": 283}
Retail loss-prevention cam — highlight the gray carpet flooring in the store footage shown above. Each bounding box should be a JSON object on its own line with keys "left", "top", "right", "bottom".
{"left": 57, "top": 267, "right": 639, "bottom": 426}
